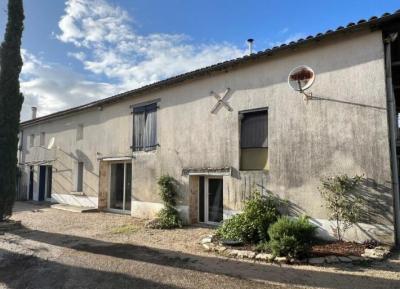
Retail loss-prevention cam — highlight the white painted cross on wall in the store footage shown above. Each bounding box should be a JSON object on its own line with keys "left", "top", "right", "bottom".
{"left": 210, "top": 88, "right": 233, "bottom": 114}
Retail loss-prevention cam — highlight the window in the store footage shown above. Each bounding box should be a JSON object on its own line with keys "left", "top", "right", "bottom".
{"left": 133, "top": 103, "right": 157, "bottom": 151}
{"left": 29, "top": 134, "right": 35, "bottom": 148}
{"left": 76, "top": 162, "right": 84, "bottom": 192}
{"left": 240, "top": 109, "right": 268, "bottom": 170}
{"left": 40, "top": 132, "right": 45, "bottom": 146}
{"left": 76, "top": 124, "right": 84, "bottom": 141}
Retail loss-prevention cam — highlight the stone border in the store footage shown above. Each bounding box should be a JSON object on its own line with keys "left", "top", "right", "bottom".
{"left": 200, "top": 236, "right": 391, "bottom": 265}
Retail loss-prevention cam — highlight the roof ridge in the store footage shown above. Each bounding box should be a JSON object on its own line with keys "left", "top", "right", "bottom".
{"left": 21, "top": 9, "right": 400, "bottom": 127}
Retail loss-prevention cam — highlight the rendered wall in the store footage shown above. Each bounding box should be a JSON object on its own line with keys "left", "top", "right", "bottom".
{"left": 20, "top": 30, "right": 395, "bottom": 243}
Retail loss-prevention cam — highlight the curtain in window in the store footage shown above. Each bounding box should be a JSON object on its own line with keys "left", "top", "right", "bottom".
{"left": 144, "top": 108, "right": 157, "bottom": 149}
{"left": 133, "top": 103, "right": 157, "bottom": 151}
{"left": 134, "top": 111, "right": 145, "bottom": 150}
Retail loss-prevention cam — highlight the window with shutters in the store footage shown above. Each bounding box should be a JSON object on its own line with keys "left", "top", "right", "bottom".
{"left": 132, "top": 102, "right": 157, "bottom": 151}
{"left": 240, "top": 109, "right": 268, "bottom": 170}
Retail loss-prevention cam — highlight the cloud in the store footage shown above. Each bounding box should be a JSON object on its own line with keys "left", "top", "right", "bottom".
{"left": 20, "top": 0, "right": 245, "bottom": 121}
{"left": 57, "top": 0, "right": 245, "bottom": 90}
{"left": 268, "top": 32, "right": 306, "bottom": 48}
{"left": 20, "top": 50, "right": 118, "bottom": 120}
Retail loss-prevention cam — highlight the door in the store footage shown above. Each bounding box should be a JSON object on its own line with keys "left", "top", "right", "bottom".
{"left": 28, "top": 166, "right": 34, "bottom": 200}
{"left": 109, "top": 162, "right": 132, "bottom": 213}
{"left": 46, "top": 166, "right": 52, "bottom": 199}
{"left": 200, "top": 177, "right": 223, "bottom": 224}
{"left": 38, "top": 166, "right": 46, "bottom": 201}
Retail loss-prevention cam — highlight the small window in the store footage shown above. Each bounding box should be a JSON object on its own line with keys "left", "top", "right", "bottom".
{"left": 29, "top": 134, "right": 35, "bottom": 148}
{"left": 240, "top": 109, "right": 268, "bottom": 170}
{"left": 76, "top": 162, "right": 84, "bottom": 192}
{"left": 40, "top": 132, "right": 45, "bottom": 146}
{"left": 76, "top": 124, "right": 84, "bottom": 141}
{"left": 133, "top": 103, "right": 157, "bottom": 151}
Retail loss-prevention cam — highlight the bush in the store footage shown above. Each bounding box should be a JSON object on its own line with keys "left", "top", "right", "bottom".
{"left": 149, "top": 175, "right": 182, "bottom": 229}
{"left": 216, "top": 192, "right": 280, "bottom": 243}
{"left": 267, "top": 216, "right": 317, "bottom": 258}
{"left": 153, "top": 207, "right": 182, "bottom": 229}
{"left": 319, "top": 174, "right": 363, "bottom": 241}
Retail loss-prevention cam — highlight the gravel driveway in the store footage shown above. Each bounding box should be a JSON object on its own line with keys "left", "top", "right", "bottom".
{"left": 0, "top": 202, "right": 399, "bottom": 289}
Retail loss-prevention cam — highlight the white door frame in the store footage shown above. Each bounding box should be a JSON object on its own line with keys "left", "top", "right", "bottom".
{"left": 202, "top": 176, "right": 223, "bottom": 225}
{"left": 107, "top": 161, "right": 131, "bottom": 214}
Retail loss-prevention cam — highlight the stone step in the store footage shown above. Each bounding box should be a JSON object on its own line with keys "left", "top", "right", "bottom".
{"left": 51, "top": 204, "right": 97, "bottom": 213}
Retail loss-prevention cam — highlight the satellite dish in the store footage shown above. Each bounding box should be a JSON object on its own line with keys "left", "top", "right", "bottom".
{"left": 288, "top": 65, "right": 315, "bottom": 92}
{"left": 47, "top": 137, "right": 55, "bottom": 150}
{"left": 288, "top": 65, "right": 315, "bottom": 102}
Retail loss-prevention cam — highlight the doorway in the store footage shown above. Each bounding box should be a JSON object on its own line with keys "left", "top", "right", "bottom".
{"left": 108, "top": 162, "right": 132, "bottom": 213}
{"left": 38, "top": 165, "right": 52, "bottom": 201}
{"left": 199, "top": 177, "right": 223, "bottom": 224}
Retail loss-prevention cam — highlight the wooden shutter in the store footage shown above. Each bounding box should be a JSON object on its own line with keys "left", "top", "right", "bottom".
{"left": 240, "top": 110, "right": 268, "bottom": 148}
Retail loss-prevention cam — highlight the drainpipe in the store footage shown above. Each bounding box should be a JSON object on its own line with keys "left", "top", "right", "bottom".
{"left": 384, "top": 33, "right": 400, "bottom": 247}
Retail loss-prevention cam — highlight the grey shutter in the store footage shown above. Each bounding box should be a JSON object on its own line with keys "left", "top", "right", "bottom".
{"left": 240, "top": 110, "right": 268, "bottom": 148}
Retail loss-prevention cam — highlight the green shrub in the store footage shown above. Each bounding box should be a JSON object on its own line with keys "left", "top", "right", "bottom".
{"left": 149, "top": 175, "right": 182, "bottom": 229}
{"left": 268, "top": 216, "right": 317, "bottom": 258}
{"left": 157, "top": 175, "right": 177, "bottom": 207}
{"left": 154, "top": 207, "right": 182, "bottom": 229}
{"left": 217, "top": 192, "right": 280, "bottom": 243}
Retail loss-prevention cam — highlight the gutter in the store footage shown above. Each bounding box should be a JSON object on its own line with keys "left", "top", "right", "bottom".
{"left": 384, "top": 32, "right": 400, "bottom": 246}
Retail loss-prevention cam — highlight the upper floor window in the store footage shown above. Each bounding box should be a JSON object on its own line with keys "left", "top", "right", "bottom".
{"left": 132, "top": 103, "right": 157, "bottom": 151}
{"left": 240, "top": 109, "right": 268, "bottom": 170}
{"left": 40, "top": 132, "right": 45, "bottom": 146}
{"left": 29, "top": 134, "right": 35, "bottom": 148}
{"left": 76, "top": 124, "right": 84, "bottom": 141}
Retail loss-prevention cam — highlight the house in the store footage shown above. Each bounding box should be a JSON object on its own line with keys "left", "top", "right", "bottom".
{"left": 17, "top": 11, "right": 400, "bottom": 245}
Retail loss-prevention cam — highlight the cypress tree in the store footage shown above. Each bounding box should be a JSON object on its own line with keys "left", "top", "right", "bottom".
{"left": 0, "top": 0, "right": 25, "bottom": 221}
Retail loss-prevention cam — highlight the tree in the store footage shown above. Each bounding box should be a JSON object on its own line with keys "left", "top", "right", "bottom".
{"left": 0, "top": 0, "right": 25, "bottom": 221}
{"left": 319, "top": 174, "right": 363, "bottom": 241}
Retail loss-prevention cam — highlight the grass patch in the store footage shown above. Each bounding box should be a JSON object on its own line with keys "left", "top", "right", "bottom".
{"left": 111, "top": 224, "right": 138, "bottom": 234}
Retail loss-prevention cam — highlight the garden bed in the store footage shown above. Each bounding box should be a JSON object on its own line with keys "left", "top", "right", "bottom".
{"left": 201, "top": 235, "right": 392, "bottom": 266}
{"left": 311, "top": 241, "right": 367, "bottom": 257}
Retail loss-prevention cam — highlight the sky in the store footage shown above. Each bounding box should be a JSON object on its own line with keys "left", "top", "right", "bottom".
{"left": 0, "top": 0, "right": 399, "bottom": 121}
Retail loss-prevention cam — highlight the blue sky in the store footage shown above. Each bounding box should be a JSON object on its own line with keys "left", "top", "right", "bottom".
{"left": 0, "top": 0, "right": 399, "bottom": 120}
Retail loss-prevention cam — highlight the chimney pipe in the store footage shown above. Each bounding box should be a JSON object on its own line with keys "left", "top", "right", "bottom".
{"left": 247, "top": 38, "right": 254, "bottom": 55}
{"left": 31, "top": 107, "right": 37, "bottom": 119}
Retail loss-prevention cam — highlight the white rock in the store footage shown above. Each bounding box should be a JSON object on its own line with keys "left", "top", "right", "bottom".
{"left": 217, "top": 246, "right": 227, "bottom": 253}
{"left": 255, "top": 253, "right": 273, "bottom": 261}
{"left": 362, "top": 246, "right": 390, "bottom": 260}
{"left": 227, "top": 249, "right": 240, "bottom": 257}
{"left": 274, "top": 256, "right": 287, "bottom": 263}
{"left": 236, "top": 250, "right": 255, "bottom": 259}
{"left": 200, "top": 237, "right": 212, "bottom": 244}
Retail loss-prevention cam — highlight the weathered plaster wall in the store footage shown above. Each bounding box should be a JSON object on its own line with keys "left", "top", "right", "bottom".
{"left": 20, "top": 30, "right": 395, "bottom": 243}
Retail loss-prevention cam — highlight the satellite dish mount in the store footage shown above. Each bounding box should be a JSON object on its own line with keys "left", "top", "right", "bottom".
{"left": 288, "top": 65, "right": 315, "bottom": 102}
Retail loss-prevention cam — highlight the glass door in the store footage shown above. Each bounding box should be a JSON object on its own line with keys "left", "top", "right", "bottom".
{"left": 204, "top": 177, "right": 223, "bottom": 224}
{"left": 109, "top": 162, "right": 132, "bottom": 213}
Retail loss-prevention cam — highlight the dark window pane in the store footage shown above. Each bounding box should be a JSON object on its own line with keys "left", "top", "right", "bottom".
{"left": 199, "top": 176, "right": 204, "bottom": 222}
{"left": 208, "top": 179, "right": 223, "bottom": 223}
{"left": 240, "top": 110, "right": 268, "bottom": 148}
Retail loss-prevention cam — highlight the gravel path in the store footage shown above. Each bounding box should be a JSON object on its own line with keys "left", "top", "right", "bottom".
{"left": 0, "top": 202, "right": 399, "bottom": 289}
